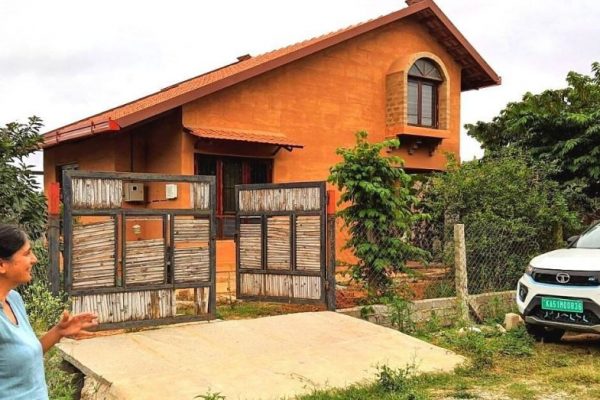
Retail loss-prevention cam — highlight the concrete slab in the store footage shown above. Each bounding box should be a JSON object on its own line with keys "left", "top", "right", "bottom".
{"left": 58, "top": 311, "right": 465, "bottom": 400}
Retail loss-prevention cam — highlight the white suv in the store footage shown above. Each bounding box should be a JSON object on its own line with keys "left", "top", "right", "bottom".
{"left": 516, "top": 222, "right": 600, "bottom": 341}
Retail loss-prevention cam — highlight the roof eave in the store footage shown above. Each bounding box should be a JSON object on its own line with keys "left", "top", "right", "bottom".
{"left": 42, "top": 119, "right": 120, "bottom": 149}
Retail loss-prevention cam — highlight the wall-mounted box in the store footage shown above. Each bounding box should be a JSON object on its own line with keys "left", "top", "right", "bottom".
{"left": 123, "top": 182, "right": 145, "bottom": 202}
{"left": 165, "top": 183, "right": 178, "bottom": 200}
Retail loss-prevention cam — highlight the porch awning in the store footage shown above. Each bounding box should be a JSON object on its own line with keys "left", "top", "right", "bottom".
{"left": 185, "top": 126, "right": 303, "bottom": 150}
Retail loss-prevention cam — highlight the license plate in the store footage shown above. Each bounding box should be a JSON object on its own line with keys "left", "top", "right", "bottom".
{"left": 541, "top": 297, "right": 583, "bottom": 313}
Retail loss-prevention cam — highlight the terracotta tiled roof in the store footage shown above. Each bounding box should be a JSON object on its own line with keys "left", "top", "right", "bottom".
{"left": 43, "top": 0, "right": 500, "bottom": 148}
{"left": 185, "top": 127, "right": 303, "bottom": 148}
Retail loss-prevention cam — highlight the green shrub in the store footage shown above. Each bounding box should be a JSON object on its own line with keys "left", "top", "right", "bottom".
{"left": 19, "top": 242, "right": 69, "bottom": 332}
{"left": 381, "top": 294, "right": 415, "bottom": 333}
{"left": 328, "top": 131, "right": 429, "bottom": 294}
{"left": 44, "top": 349, "right": 79, "bottom": 400}
{"left": 420, "top": 152, "right": 580, "bottom": 294}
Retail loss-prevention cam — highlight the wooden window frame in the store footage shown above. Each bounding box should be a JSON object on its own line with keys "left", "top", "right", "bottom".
{"left": 195, "top": 154, "right": 273, "bottom": 239}
{"left": 407, "top": 77, "right": 439, "bottom": 129}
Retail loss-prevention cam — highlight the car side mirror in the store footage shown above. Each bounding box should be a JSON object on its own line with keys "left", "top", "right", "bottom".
{"left": 567, "top": 235, "right": 579, "bottom": 246}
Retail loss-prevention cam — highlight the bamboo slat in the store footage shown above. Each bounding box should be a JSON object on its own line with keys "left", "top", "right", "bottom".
{"left": 267, "top": 216, "right": 290, "bottom": 270}
{"left": 240, "top": 273, "right": 264, "bottom": 296}
{"left": 72, "top": 178, "right": 123, "bottom": 208}
{"left": 295, "top": 215, "right": 321, "bottom": 271}
{"left": 239, "top": 224, "right": 262, "bottom": 269}
{"left": 173, "top": 247, "right": 210, "bottom": 282}
{"left": 264, "top": 274, "right": 293, "bottom": 297}
{"left": 71, "top": 289, "right": 174, "bottom": 323}
{"left": 190, "top": 182, "right": 210, "bottom": 210}
{"left": 194, "top": 287, "right": 210, "bottom": 314}
{"left": 292, "top": 275, "right": 321, "bottom": 299}
{"left": 238, "top": 187, "right": 321, "bottom": 212}
{"left": 240, "top": 273, "right": 320, "bottom": 299}
{"left": 125, "top": 239, "right": 165, "bottom": 285}
{"left": 72, "top": 221, "right": 115, "bottom": 289}
{"left": 174, "top": 218, "right": 210, "bottom": 242}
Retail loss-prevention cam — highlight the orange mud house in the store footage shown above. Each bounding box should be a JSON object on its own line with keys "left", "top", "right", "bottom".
{"left": 43, "top": 0, "right": 500, "bottom": 294}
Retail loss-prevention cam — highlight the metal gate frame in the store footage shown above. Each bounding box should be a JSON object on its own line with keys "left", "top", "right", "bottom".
{"left": 62, "top": 170, "right": 216, "bottom": 329}
{"left": 235, "top": 181, "right": 332, "bottom": 306}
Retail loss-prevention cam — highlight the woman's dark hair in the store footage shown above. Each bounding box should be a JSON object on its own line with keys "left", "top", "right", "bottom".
{"left": 0, "top": 224, "right": 28, "bottom": 260}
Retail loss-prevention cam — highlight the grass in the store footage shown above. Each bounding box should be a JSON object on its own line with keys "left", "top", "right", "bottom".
{"left": 44, "top": 348, "right": 82, "bottom": 399}
{"left": 216, "top": 300, "right": 323, "bottom": 320}
{"left": 296, "top": 326, "right": 600, "bottom": 400}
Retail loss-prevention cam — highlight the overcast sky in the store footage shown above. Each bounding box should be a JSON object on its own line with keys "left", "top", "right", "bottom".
{"left": 1, "top": 0, "right": 599, "bottom": 173}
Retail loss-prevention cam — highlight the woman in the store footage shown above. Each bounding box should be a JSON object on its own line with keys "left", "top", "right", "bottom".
{"left": 0, "top": 224, "right": 97, "bottom": 399}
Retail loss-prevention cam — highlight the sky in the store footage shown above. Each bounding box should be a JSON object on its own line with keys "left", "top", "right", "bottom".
{"left": 1, "top": 0, "right": 599, "bottom": 175}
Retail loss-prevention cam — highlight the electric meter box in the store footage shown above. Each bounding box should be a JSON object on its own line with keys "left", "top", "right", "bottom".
{"left": 165, "top": 183, "right": 178, "bottom": 200}
{"left": 123, "top": 182, "right": 145, "bottom": 202}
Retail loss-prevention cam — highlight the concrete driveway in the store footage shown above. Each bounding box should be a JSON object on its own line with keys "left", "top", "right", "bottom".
{"left": 58, "top": 311, "right": 464, "bottom": 400}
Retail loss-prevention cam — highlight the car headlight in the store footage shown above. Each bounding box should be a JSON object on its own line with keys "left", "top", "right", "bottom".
{"left": 525, "top": 264, "right": 534, "bottom": 276}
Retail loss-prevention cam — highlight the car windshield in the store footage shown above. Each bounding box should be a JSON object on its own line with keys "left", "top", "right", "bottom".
{"left": 574, "top": 223, "right": 600, "bottom": 249}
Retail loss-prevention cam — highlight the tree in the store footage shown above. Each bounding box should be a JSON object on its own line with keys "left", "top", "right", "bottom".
{"left": 328, "top": 131, "right": 428, "bottom": 294}
{"left": 0, "top": 116, "right": 46, "bottom": 238}
{"left": 466, "top": 62, "right": 600, "bottom": 215}
{"left": 420, "top": 152, "right": 579, "bottom": 293}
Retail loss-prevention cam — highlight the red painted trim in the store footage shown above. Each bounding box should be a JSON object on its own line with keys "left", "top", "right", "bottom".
{"left": 48, "top": 182, "right": 61, "bottom": 216}
{"left": 42, "top": 119, "right": 121, "bottom": 148}
{"left": 327, "top": 190, "right": 336, "bottom": 215}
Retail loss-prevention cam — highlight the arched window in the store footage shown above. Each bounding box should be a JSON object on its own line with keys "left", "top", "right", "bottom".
{"left": 407, "top": 58, "right": 442, "bottom": 128}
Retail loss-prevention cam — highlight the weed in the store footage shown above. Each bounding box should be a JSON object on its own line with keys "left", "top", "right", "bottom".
{"left": 452, "top": 382, "right": 478, "bottom": 399}
{"left": 423, "top": 279, "right": 455, "bottom": 299}
{"left": 505, "top": 382, "right": 536, "bottom": 399}
{"left": 496, "top": 326, "right": 533, "bottom": 357}
{"left": 194, "top": 389, "right": 226, "bottom": 399}
{"left": 375, "top": 364, "right": 427, "bottom": 399}
{"left": 359, "top": 304, "right": 375, "bottom": 320}
{"left": 44, "top": 349, "right": 80, "bottom": 400}
{"left": 381, "top": 294, "right": 415, "bottom": 333}
{"left": 480, "top": 295, "right": 515, "bottom": 324}
{"left": 376, "top": 364, "right": 414, "bottom": 393}
{"left": 421, "top": 310, "right": 443, "bottom": 334}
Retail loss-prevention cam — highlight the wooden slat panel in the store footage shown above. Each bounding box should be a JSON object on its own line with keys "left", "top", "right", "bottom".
{"left": 125, "top": 239, "right": 165, "bottom": 285}
{"left": 267, "top": 216, "right": 290, "bottom": 270}
{"left": 72, "top": 221, "right": 115, "bottom": 289}
{"left": 296, "top": 215, "right": 321, "bottom": 272}
{"left": 174, "top": 218, "right": 209, "bottom": 242}
{"left": 190, "top": 182, "right": 211, "bottom": 210}
{"left": 71, "top": 289, "right": 174, "bottom": 323}
{"left": 293, "top": 275, "right": 321, "bottom": 299}
{"left": 173, "top": 247, "right": 210, "bottom": 283}
{"left": 72, "top": 178, "right": 122, "bottom": 208}
{"left": 238, "top": 187, "right": 321, "bottom": 212}
{"left": 240, "top": 223, "right": 261, "bottom": 269}
{"left": 240, "top": 273, "right": 264, "bottom": 296}
{"left": 264, "top": 274, "right": 293, "bottom": 297}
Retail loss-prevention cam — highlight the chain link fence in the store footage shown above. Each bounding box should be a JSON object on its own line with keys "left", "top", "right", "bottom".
{"left": 335, "top": 218, "right": 558, "bottom": 309}
{"left": 464, "top": 221, "right": 547, "bottom": 295}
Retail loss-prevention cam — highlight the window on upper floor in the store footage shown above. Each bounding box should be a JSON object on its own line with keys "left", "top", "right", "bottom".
{"left": 407, "top": 58, "right": 443, "bottom": 128}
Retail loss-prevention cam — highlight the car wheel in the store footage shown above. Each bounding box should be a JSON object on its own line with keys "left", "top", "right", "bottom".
{"left": 525, "top": 323, "right": 565, "bottom": 342}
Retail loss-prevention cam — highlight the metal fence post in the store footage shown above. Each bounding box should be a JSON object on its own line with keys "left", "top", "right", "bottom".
{"left": 325, "top": 189, "right": 337, "bottom": 311}
{"left": 454, "top": 224, "right": 470, "bottom": 323}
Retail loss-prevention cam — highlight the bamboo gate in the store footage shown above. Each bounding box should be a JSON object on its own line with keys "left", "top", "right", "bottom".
{"left": 235, "top": 182, "right": 335, "bottom": 309}
{"left": 61, "top": 171, "right": 216, "bottom": 330}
